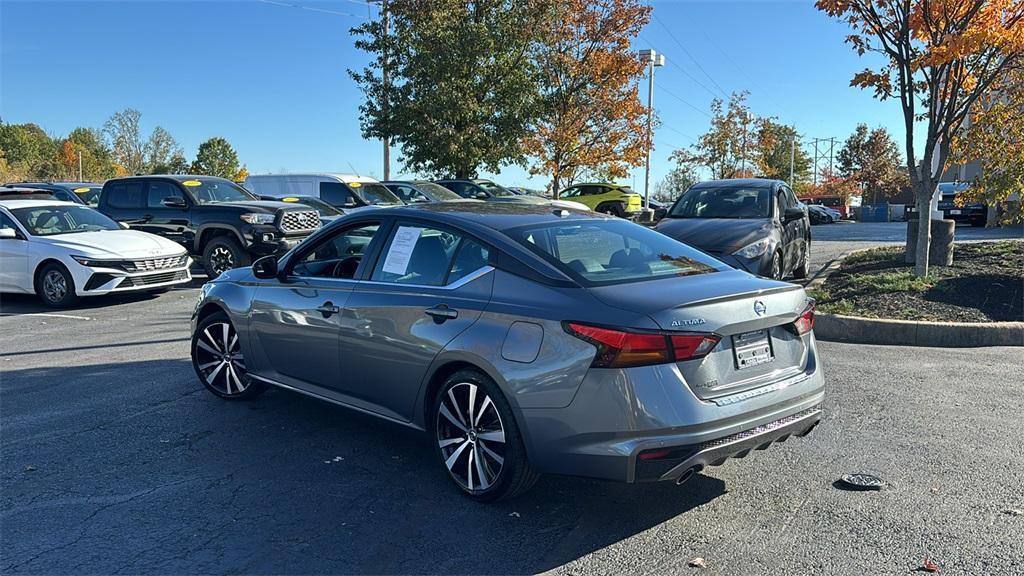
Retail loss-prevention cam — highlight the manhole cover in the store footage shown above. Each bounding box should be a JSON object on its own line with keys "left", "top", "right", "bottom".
{"left": 837, "top": 473, "right": 885, "bottom": 491}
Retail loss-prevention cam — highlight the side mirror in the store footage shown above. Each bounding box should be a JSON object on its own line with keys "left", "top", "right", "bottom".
{"left": 0, "top": 228, "right": 17, "bottom": 239}
{"left": 475, "top": 192, "right": 488, "bottom": 200}
{"left": 162, "top": 196, "right": 187, "bottom": 208}
{"left": 783, "top": 207, "right": 804, "bottom": 223}
{"left": 252, "top": 256, "right": 279, "bottom": 279}
{"left": 119, "top": 222, "right": 130, "bottom": 230}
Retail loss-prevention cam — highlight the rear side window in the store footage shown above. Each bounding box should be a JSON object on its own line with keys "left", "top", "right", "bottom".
{"left": 514, "top": 219, "right": 724, "bottom": 286}
{"left": 371, "top": 225, "right": 481, "bottom": 287}
{"left": 106, "top": 182, "right": 144, "bottom": 208}
{"left": 320, "top": 182, "right": 356, "bottom": 206}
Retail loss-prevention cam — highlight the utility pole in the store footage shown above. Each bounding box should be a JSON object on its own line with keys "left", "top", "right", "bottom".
{"left": 638, "top": 49, "right": 664, "bottom": 221}
{"left": 380, "top": 0, "right": 391, "bottom": 181}
{"left": 813, "top": 139, "right": 819, "bottom": 185}
{"left": 789, "top": 133, "right": 795, "bottom": 185}
{"left": 810, "top": 137, "right": 836, "bottom": 185}
{"left": 78, "top": 150, "right": 83, "bottom": 181}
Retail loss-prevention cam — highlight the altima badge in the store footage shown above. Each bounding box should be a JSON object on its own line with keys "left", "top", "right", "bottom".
{"left": 753, "top": 300, "right": 767, "bottom": 316}
{"left": 672, "top": 318, "right": 706, "bottom": 327}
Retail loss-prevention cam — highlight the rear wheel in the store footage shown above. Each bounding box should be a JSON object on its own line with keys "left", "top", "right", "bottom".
{"left": 36, "top": 262, "right": 80, "bottom": 308}
{"left": 597, "top": 203, "right": 624, "bottom": 217}
{"left": 202, "top": 236, "right": 250, "bottom": 279}
{"left": 433, "top": 369, "right": 537, "bottom": 501}
{"left": 191, "top": 311, "right": 265, "bottom": 399}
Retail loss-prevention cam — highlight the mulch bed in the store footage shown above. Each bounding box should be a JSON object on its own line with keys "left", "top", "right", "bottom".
{"left": 811, "top": 241, "right": 1023, "bottom": 322}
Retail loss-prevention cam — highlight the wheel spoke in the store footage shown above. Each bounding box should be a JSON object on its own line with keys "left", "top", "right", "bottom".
{"left": 444, "top": 440, "right": 470, "bottom": 470}
{"left": 206, "top": 361, "right": 226, "bottom": 386}
{"left": 439, "top": 403, "right": 468, "bottom": 433}
{"left": 196, "top": 338, "right": 219, "bottom": 356}
{"left": 474, "top": 395, "right": 492, "bottom": 427}
{"left": 438, "top": 437, "right": 465, "bottom": 449}
{"left": 197, "top": 360, "right": 220, "bottom": 370}
{"left": 473, "top": 445, "right": 489, "bottom": 489}
{"left": 466, "top": 448, "right": 475, "bottom": 490}
{"left": 229, "top": 332, "right": 239, "bottom": 352}
{"left": 202, "top": 328, "right": 223, "bottom": 353}
{"left": 221, "top": 324, "right": 231, "bottom": 354}
{"left": 480, "top": 442, "right": 504, "bottom": 466}
{"left": 446, "top": 389, "right": 466, "bottom": 427}
{"left": 227, "top": 363, "right": 244, "bottom": 393}
{"left": 477, "top": 429, "right": 505, "bottom": 444}
{"left": 467, "top": 384, "right": 477, "bottom": 427}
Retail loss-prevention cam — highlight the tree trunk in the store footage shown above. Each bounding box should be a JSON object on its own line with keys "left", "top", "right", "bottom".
{"left": 551, "top": 172, "right": 561, "bottom": 200}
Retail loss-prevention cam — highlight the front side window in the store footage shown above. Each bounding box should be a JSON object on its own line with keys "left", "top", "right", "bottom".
{"left": 669, "top": 185, "right": 772, "bottom": 219}
{"left": 0, "top": 212, "right": 20, "bottom": 234}
{"left": 561, "top": 187, "right": 581, "bottom": 198}
{"left": 441, "top": 182, "right": 483, "bottom": 199}
{"left": 10, "top": 205, "right": 121, "bottom": 236}
{"left": 514, "top": 219, "right": 723, "bottom": 286}
{"left": 371, "top": 225, "right": 467, "bottom": 286}
{"left": 291, "top": 222, "right": 380, "bottom": 279}
{"left": 350, "top": 182, "right": 402, "bottom": 206}
{"left": 389, "top": 184, "right": 429, "bottom": 204}
{"left": 148, "top": 181, "right": 184, "bottom": 208}
{"left": 320, "top": 182, "right": 357, "bottom": 206}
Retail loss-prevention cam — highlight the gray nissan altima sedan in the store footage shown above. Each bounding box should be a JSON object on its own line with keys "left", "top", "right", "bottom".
{"left": 191, "top": 202, "right": 824, "bottom": 501}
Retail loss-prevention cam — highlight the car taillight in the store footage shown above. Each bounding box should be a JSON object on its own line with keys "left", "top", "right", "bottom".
{"left": 792, "top": 302, "right": 815, "bottom": 336}
{"left": 564, "top": 322, "right": 720, "bottom": 368}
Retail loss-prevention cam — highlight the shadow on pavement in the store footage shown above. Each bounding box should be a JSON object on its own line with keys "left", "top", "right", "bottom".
{"left": 0, "top": 276, "right": 205, "bottom": 316}
{"left": 2, "top": 359, "right": 726, "bottom": 575}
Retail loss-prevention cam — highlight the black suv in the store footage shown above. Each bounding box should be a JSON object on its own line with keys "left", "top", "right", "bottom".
{"left": 98, "top": 175, "right": 320, "bottom": 278}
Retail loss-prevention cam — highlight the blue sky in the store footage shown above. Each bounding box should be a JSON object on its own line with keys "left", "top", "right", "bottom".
{"left": 0, "top": 0, "right": 907, "bottom": 190}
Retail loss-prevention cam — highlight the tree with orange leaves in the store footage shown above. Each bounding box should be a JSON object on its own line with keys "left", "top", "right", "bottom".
{"left": 817, "top": 0, "right": 1023, "bottom": 276}
{"left": 525, "top": 0, "right": 651, "bottom": 197}
{"left": 60, "top": 139, "right": 78, "bottom": 179}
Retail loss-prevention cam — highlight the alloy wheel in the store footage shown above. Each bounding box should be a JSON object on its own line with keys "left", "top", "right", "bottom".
{"left": 42, "top": 270, "right": 67, "bottom": 303}
{"left": 209, "top": 246, "right": 235, "bottom": 276}
{"left": 436, "top": 382, "right": 506, "bottom": 492}
{"left": 194, "top": 321, "right": 250, "bottom": 395}
{"left": 771, "top": 252, "right": 782, "bottom": 280}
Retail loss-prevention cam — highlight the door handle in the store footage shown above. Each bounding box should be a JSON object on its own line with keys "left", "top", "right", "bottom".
{"left": 425, "top": 304, "right": 458, "bottom": 323}
{"left": 316, "top": 302, "right": 341, "bottom": 317}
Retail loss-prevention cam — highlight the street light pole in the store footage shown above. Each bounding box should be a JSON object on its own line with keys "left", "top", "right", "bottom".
{"left": 638, "top": 49, "right": 663, "bottom": 220}
{"left": 789, "top": 132, "right": 795, "bottom": 185}
{"left": 380, "top": 0, "right": 391, "bottom": 181}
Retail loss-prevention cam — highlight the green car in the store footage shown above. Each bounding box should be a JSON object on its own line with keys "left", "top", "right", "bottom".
{"left": 558, "top": 183, "right": 643, "bottom": 217}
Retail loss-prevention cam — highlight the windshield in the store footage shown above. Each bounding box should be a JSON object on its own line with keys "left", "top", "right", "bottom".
{"left": 184, "top": 178, "right": 258, "bottom": 204}
{"left": 75, "top": 187, "right": 102, "bottom": 206}
{"left": 416, "top": 182, "right": 463, "bottom": 201}
{"left": 513, "top": 219, "right": 724, "bottom": 286}
{"left": 280, "top": 196, "right": 341, "bottom": 217}
{"left": 475, "top": 181, "right": 515, "bottom": 197}
{"left": 669, "top": 185, "right": 771, "bottom": 219}
{"left": 352, "top": 183, "right": 402, "bottom": 205}
{"left": 11, "top": 205, "right": 121, "bottom": 236}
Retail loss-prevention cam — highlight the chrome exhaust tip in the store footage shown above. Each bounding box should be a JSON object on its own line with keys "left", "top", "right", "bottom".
{"left": 675, "top": 466, "right": 699, "bottom": 485}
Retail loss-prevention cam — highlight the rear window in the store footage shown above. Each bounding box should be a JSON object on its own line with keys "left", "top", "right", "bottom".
{"left": 512, "top": 219, "right": 724, "bottom": 286}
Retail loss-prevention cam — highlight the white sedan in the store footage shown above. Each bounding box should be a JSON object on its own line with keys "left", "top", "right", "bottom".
{"left": 0, "top": 199, "right": 192, "bottom": 307}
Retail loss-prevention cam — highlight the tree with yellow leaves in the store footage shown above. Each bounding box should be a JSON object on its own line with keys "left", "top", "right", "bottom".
{"left": 525, "top": 0, "right": 651, "bottom": 196}
{"left": 817, "top": 0, "right": 1023, "bottom": 276}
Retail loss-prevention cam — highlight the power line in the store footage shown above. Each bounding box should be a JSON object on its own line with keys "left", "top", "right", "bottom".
{"left": 661, "top": 124, "right": 696, "bottom": 143}
{"left": 654, "top": 81, "right": 713, "bottom": 118}
{"left": 257, "top": 0, "right": 366, "bottom": 18}
{"left": 637, "top": 34, "right": 721, "bottom": 100}
{"left": 651, "top": 13, "right": 729, "bottom": 98}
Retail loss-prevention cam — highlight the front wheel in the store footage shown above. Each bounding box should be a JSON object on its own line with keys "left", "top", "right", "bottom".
{"left": 192, "top": 311, "right": 265, "bottom": 399}
{"left": 36, "top": 262, "right": 80, "bottom": 308}
{"left": 769, "top": 251, "right": 783, "bottom": 280}
{"left": 433, "top": 369, "right": 537, "bottom": 501}
{"left": 793, "top": 244, "right": 810, "bottom": 279}
{"left": 202, "top": 236, "right": 250, "bottom": 279}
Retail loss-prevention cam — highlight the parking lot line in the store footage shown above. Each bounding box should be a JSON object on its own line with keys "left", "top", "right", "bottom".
{"left": 0, "top": 312, "right": 92, "bottom": 320}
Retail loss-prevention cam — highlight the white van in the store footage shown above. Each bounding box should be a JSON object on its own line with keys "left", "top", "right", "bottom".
{"left": 244, "top": 173, "right": 402, "bottom": 209}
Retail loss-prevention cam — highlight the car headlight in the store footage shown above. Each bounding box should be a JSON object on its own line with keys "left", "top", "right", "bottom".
{"left": 71, "top": 255, "right": 112, "bottom": 268}
{"left": 240, "top": 213, "right": 275, "bottom": 225}
{"left": 732, "top": 238, "right": 771, "bottom": 259}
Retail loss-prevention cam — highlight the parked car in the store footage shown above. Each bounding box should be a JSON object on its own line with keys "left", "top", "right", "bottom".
{"left": 244, "top": 173, "right": 403, "bottom": 209}
{"left": 657, "top": 179, "right": 810, "bottom": 280}
{"left": 383, "top": 180, "right": 467, "bottom": 204}
{"left": 97, "top": 175, "right": 320, "bottom": 278}
{"left": 938, "top": 182, "right": 986, "bottom": 226}
{"left": 559, "top": 183, "right": 643, "bottom": 217}
{"left": 190, "top": 202, "right": 823, "bottom": 501}
{"left": 646, "top": 198, "right": 669, "bottom": 221}
{"left": 0, "top": 187, "right": 60, "bottom": 201}
{"left": 436, "top": 179, "right": 590, "bottom": 211}
{"left": 508, "top": 187, "right": 548, "bottom": 198}
{"left": 0, "top": 198, "right": 191, "bottom": 307}
{"left": 806, "top": 204, "right": 837, "bottom": 225}
{"left": 4, "top": 181, "right": 103, "bottom": 205}
{"left": 799, "top": 195, "right": 849, "bottom": 219}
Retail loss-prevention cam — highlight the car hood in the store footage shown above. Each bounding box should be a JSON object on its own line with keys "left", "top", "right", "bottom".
{"left": 37, "top": 230, "right": 187, "bottom": 259}
{"left": 656, "top": 218, "right": 774, "bottom": 253}
{"left": 214, "top": 200, "right": 307, "bottom": 212}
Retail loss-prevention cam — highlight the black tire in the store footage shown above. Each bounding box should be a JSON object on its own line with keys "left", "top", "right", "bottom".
{"left": 793, "top": 243, "right": 810, "bottom": 279}
{"left": 202, "top": 236, "right": 250, "bottom": 279}
{"left": 191, "top": 311, "right": 266, "bottom": 400}
{"left": 769, "top": 250, "right": 784, "bottom": 280}
{"left": 433, "top": 369, "right": 538, "bottom": 501}
{"left": 597, "top": 203, "right": 625, "bottom": 217}
{"left": 35, "top": 262, "right": 80, "bottom": 308}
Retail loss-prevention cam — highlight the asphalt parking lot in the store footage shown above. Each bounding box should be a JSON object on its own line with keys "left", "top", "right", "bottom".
{"left": 2, "top": 222, "right": 1023, "bottom": 575}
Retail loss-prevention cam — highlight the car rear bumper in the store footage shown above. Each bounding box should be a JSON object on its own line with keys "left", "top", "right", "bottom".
{"left": 517, "top": 335, "right": 825, "bottom": 483}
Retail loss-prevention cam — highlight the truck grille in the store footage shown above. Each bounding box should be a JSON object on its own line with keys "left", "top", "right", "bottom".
{"left": 279, "top": 210, "right": 320, "bottom": 234}
{"left": 119, "top": 270, "right": 189, "bottom": 287}
{"left": 125, "top": 254, "right": 189, "bottom": 272}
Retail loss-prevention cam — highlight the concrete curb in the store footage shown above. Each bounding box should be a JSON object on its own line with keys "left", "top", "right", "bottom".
{"left": 815, "top": 313, "right": 1024, "bottom": 347}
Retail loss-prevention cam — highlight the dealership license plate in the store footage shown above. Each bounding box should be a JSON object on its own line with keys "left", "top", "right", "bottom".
{"left": 949, "top": 209, "right": 962, "bottom": 215}
{"left": 732, "top": 329, "right": 774, "bottom": 370}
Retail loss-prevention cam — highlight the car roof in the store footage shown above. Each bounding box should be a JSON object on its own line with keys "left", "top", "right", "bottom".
{"left": 690, "top": 178, "right": 784, "bottom": 188}
{"left": 352, "top": 200, "right": 600, "bottom": 231}
{"left": 104, "top": 174, "right": 233, "bottom": 183}
{"left": 0, "top": 199, "right": 79, "bottom": 209}
{"left": 247, "top": 173, "right": 381, "bottom": 184}
{"left": 567, "top": 182, "right": 629, "bottom": 187}
{"left": 6, "top": 181, "right": 100, "bottom": 189}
